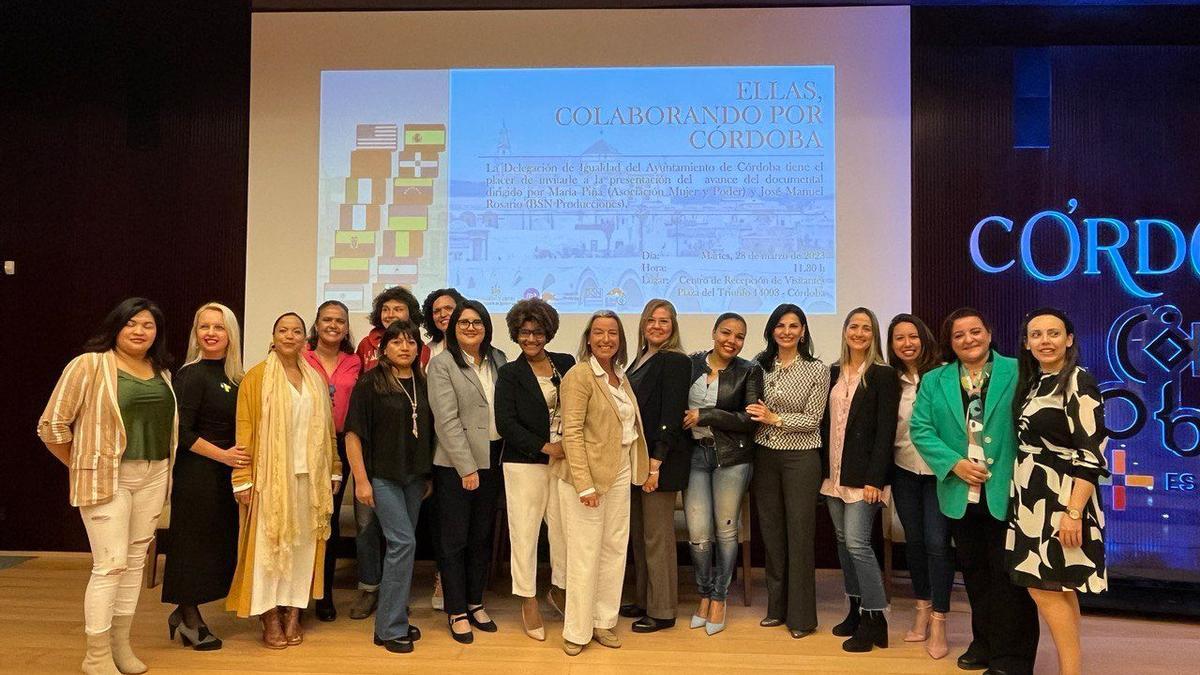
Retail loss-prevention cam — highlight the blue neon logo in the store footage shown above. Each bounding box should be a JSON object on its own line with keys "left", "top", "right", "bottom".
{"left": 969, "top": 199, "right": 1200, "bottom": 298}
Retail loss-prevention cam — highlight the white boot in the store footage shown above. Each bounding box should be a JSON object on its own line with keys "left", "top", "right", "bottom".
{"left": 81, "top": 631, "right": 119, "bottom": 675}
{"left": 109, "top": 615, "right": 147, "bottom": 674}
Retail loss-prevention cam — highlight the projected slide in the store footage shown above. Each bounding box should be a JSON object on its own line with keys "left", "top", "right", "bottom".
{"left": 319, "top": 66, "right": 835, "bottom": 314}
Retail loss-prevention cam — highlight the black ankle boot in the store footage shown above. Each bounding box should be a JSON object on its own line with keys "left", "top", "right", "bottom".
{"left": 842, "top": 610, "right": 888, "bottom": 652}
{"left": 831, "top": 596, "right": 861, "bottom": 637}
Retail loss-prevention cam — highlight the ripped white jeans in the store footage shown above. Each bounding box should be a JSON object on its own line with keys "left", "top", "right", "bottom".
{"left": 79, "top": 459, "right": 169, "bottom": 634}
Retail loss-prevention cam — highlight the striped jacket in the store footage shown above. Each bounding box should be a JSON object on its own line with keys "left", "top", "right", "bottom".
{"left": 37, "top": 351, "right": 179, "bottom": 507}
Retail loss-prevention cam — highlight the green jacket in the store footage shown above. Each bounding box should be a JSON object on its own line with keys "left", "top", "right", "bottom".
{"left": 909, "top": 352, "right": 1017, "bottom": 520}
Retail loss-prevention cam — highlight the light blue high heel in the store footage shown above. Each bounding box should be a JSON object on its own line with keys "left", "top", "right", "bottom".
{"left": 705, "top": 600, "right": 727, "bottom": 635}
{"left": 690, "top": 614, "right": 706, "bottom": 629}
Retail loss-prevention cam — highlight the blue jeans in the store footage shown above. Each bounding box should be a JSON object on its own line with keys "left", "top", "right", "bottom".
{"left": 826, "top": 497, "right": 888, "bottom": 611}
{"left": 683, "top": 445, "right": 751, "bottom": 602}
{"left": 354, "top": 499, "right": 383, "bottom": 589}
{"left": 371, "top": 476, "right": 424, "bottom": 641}
{"left": 891, "top": 467, "right": 953, "bottom": 612}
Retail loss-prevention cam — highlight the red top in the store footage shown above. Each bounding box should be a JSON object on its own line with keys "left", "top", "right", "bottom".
{"left": 303, "top": 348, "right": 362, "bottom": 433}
{"left": 357, "top": 328, "right": 432, "bottom": 372}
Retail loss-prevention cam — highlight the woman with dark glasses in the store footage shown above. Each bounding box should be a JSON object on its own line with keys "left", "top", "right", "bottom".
{"left": 427, "top": 299, "right": 508, "bottom": 644}
{"left": 494, "top": 298, "right": 575, "bottom": 641}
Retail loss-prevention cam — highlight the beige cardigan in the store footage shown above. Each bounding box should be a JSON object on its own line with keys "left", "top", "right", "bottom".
{"left": 556, "top": 358, "right": 650, "bottom": 496}
{"left": 37, "top": 351, "right": 179, "bottom": 507}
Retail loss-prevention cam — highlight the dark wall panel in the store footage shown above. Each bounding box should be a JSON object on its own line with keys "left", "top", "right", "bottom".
{"left": 0, "top": 2, "right": 250, "bottom": 550}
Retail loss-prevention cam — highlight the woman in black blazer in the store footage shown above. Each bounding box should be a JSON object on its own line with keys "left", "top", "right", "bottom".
{"left": 619, "top": 299, "right": 692, "bottom": 633}
{"left": 494, "top": 298, "right": 575, "bottom": 642}
{"left": 682, "top": 312, "right": 763, "bottom": 635}
{"left": 820, "top": 307, "right": 901, "bottom": 653}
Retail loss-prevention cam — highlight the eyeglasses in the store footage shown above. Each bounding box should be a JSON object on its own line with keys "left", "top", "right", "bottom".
{"left": 457, "top": 319, "right": 485, "bottom": 329}
{"left": 518, "top": 329, "right": 546, "bottom": 340}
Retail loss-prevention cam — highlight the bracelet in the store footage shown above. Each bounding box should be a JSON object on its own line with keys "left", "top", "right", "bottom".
{"left": 649, "top": 470, "right": 660, "bottom": 475}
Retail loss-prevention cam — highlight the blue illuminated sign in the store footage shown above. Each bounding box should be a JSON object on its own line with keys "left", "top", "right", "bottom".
{"left": 969, "top": 198, "right": 1200, "bottom": 298}
{"left": 1102, "top": 304, "right": 1200, "bottom": 458}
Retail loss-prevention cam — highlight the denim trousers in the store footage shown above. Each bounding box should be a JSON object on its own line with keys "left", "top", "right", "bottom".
{"left": 683, "top": 444, "right": 751, "bottom": 602}
{"left": 826, "top": 496, "right": 888, "bottom": 611}
{"left": 891, "top": 467, "right": 953, "bottom": 612}
{"left": 370, "top": 476, "right": 424, "bottom": 641}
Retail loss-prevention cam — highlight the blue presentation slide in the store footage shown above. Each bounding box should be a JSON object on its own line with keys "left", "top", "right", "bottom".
{"left": 319, "top": 66, "right": 835, "bottom": 314}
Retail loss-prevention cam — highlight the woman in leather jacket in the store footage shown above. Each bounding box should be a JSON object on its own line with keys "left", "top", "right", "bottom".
{"left": 682, "top": 312, "right": 763, "bottom": 635}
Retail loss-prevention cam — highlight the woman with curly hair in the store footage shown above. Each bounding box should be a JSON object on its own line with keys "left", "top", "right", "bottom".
{"left": 421, "top": 288, "right": 464, "bottom": 368}
{"left": 356, "top": 287, "right": 424, "bottom": 372}
{"left": 494, "top": 298, "right": 575, "bottom": 640}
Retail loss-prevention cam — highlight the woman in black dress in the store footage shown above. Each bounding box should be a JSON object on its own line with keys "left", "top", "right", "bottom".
{"left": 1007, "top": 307, "right": 1109, "bottom": 675}
{"left": 162, "top": 303, "right": 248, "bottom": 650}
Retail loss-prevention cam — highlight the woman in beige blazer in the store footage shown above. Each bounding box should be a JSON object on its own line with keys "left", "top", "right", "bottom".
{"left": 556, "top": 310, "right": 650, "bottom": 656}
{"left": 38, "top": 298, "right": 179, "bottom": 675}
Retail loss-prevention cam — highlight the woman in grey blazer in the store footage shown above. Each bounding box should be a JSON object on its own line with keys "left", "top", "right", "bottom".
{"left": 427, "top": 299, "right": 508, "bottom": 644}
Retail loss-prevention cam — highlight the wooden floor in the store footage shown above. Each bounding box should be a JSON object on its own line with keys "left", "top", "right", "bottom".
{"left": 3, "top": 553, "right": 1196, "bottom": 674}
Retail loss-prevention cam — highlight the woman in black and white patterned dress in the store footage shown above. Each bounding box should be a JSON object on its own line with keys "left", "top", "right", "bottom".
{"left": 1007, "top": 307, "right": 1108, "bottom": 675}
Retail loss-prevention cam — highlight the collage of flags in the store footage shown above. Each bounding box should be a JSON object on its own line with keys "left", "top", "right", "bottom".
{"left": 323, "top": 122, "right": 446, "bottom": 311}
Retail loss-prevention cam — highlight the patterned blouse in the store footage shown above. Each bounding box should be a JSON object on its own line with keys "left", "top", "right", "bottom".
{"left": 754, "top": 357, "right": 830, "bottom": 451}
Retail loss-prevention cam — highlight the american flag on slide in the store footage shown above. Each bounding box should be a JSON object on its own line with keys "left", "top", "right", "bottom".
{"left": 356, "top": 124, "right": 398, "bottom": 150}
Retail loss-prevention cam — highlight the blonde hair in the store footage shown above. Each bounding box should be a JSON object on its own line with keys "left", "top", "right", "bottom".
{"left": 839, "top": 307, "right": 886, "bottom": 383}
{"left": 577, "top": 310, "right": 629, "bottom": 367}
{"left": 184, "top": 302, "right": 245, "bottom": 384}
{"left": 634, "top": 298, "right": 685, "bottom": 357}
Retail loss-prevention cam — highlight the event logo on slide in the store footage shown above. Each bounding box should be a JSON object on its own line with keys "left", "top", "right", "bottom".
{"left": 318, "top": 66, "right": 837, "bottom": 315}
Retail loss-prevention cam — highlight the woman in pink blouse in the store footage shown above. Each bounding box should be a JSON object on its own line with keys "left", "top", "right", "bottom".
{"left": 304, "top": 300, "right": 364, "bottom": 621}
{"left": 820, "top": 307, "right": 900, "bottom": 653}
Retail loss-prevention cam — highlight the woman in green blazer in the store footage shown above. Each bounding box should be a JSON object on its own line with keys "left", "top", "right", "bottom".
{"left": 910, "top": 308, "right": 1039, "bottom": 675}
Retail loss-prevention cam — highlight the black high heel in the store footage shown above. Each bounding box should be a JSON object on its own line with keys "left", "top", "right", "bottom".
{"left": 168, "top": 607, "right": 183, "bottom": 640}
{"left": 448, "top": 614, "right": 474, "bottom": 644}
{"left": 168, "top": 606, "right": 223, "bottom": 650}
{"left": 467, "top": 605, "right": 498, "bottom": 632}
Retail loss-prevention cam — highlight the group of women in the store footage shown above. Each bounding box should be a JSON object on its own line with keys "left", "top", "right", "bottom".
{"left": 39, "top": 288, "right": 1109, "bottom": 675}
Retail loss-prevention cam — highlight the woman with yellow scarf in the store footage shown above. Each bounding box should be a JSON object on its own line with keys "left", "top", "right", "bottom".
{"left": 226, "top": 313, "right": 341, "bottom": 648}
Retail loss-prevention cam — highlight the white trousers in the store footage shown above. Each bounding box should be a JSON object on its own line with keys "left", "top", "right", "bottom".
{"left": 250, "top": 474, "right": 318, "bottom": 615}
{"left": 503, "top": 462, "right": 566, "bottom": 597}
{"left": 557, "top": 462, "right": 631, "bottom": 645}
{"left": 79, "top": 459, "right": 169, "bottom": 635}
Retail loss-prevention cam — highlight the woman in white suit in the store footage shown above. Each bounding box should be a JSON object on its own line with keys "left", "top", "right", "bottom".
{"left": 556, "top": 310, "right": 650, "bottom": 656}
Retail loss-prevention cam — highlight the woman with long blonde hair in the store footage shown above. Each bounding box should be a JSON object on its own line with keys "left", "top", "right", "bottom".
{"left": 162, "top": 303, "right": 248, "bottom": 650}
{"left": 821, "top": 307, "right": 900, "bottom": 652}
{"left": 621, "top": 300, "right": 691, "bottom": 634}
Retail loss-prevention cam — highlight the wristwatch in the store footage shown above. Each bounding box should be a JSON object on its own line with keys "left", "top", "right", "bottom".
{"left": 1066, "top": 508, "right": 1082, "bottom": 520}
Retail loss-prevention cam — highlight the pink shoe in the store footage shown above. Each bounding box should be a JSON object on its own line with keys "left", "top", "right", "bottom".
{"left": 926, "top": 612, "right": 949, "bottom": 659}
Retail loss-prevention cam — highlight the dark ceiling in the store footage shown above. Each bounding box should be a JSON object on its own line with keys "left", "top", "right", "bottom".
{"left": 252, "top": 0, "right": 1200, "bottom": 10}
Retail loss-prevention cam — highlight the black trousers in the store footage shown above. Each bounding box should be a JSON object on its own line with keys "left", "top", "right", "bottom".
{"left": 752, "top": 445, "right": 822, "bottom": 632}
{"left": 322, "top": 433, "right": 349, "bottom": 601}
{"left": 948, "top": 500, "right": 1040, "bottom": 675}
{"left": 433, "top": 443, "right": 503, "bottom": 616}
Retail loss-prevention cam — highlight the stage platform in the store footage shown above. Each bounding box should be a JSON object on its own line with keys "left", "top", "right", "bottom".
{"left": 3, "top": 553, "right": 1195, "bottom": 673}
